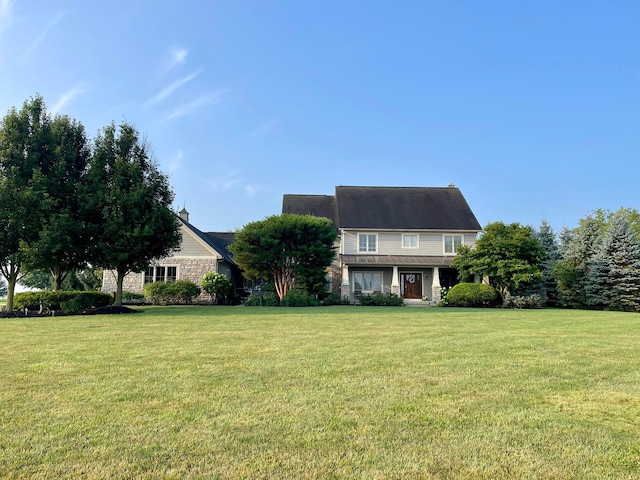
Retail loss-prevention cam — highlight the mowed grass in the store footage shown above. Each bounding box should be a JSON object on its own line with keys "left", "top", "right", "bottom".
{"left": 1, "top": 307, "right": 639, "bottom": 479}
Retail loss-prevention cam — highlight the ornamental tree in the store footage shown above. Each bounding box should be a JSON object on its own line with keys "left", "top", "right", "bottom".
{"left": 85, "top": 122, "right": 181, "bottom": 306}
{"left": 230, "top": 214, "right": 337, "bottom": 301}
{"left": 201, "top": 272, "right": 233, "bottom": 304}
{"left": 452, "top": 221, "right": 544, "bottom": 299}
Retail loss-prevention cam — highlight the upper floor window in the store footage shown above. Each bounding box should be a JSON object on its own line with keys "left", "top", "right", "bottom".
{"left": 358, "top": 233, "right": 377, "bottom": 253}
{"left": 402, "top": 234, "right": 418, "bottom": 248}
{"left": 144, "top": 265, "right": 177, "bottom": 284}
{"left": 444, "top": 235, "right": 463, "bottom": 254}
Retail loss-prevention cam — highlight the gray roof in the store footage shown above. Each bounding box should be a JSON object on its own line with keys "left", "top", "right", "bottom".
{"left": 283, "top": 186, "right": 481, "bottom": 231}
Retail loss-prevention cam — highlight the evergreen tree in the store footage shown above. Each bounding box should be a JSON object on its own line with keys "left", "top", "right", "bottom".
{"left": 534, "top": 220, "right": 560, "bottom": 305}
{"left": 553, "top": 216, "right": 602, "bottom": 308}
{"left": 585, "top": 213, "right": 640, "bottom": 312}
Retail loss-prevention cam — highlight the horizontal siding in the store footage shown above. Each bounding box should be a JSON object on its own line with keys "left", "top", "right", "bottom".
{"left": 342, "top": 230, "right": 477, "bottom": 256}
{"left": 175, "top": 227, "right": 217, "bottom": 257}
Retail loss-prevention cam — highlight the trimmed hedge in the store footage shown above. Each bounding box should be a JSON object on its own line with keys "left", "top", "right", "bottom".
{"left": 359, "top": 293, "right": 404, "bottom": 306}
{"left": 143, "top": 280, "right": 201, "bottom": 305}
{"left": 14, "top": 291, "right": 112, "bottom": 313}
{"left": 444, "top": 283, "right": 498, "bottom": 307}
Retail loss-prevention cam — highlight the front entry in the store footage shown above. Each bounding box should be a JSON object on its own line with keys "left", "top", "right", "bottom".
{"left": 400, "top": 273, "right": 422, "bottom": 299}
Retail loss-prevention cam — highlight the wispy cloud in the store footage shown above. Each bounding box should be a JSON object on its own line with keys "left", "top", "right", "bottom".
{"left": 23, "top": 10, "right": 63, "bottom": 59}
{"left": 169, "top": 48, "right": 188, "bottom": 68}
{"left": 148, "top": 69, "right": 202, "bottom": 105}
{"left": 162, "top": 90, "right": 229, "bottom": 121}
{"left": 248, "top": 117, "right": 279, "bottom": 139}
{"left": 0, "top": 0, "right": 12, "bottom": 31}
{"left": 50, "top": 85, "right": 84, "bottom": 114}
{"left": 167, "top": 150, "right": 183, "bottom": 175}
{"left": 207, "top": 169, "right": 242, "bottom": 191}
{"left": 245, "top": 184, "right": 259, "bottom": 196}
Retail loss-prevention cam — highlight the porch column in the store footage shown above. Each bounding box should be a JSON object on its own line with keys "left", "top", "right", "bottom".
{"left": 340, "top": 264, "right": 350, "bottom": 300}
{"left": 391, "top": 266, "right": 400, "bottom": 295}
{"left": 432, "top": 267, "right": 441, "bottom": 302}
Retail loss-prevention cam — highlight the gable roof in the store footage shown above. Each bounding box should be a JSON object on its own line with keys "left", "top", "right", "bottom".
{"left": 177, "top": 216, "right": 236, "bottom": 264}
{"left": 283, "top": 186, "right": 481, "bottom": 231}
{"left": 281, "top": 194, "right": 338, "bottom": 226}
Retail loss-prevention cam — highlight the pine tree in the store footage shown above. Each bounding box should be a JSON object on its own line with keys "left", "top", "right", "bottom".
{"left": 535, "top": 220, "right": 560, "bottom": 306}
{"left": 586, "top": 213, "right": 640, "bottom": 312}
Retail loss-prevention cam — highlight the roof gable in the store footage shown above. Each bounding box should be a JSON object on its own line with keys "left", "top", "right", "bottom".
{"left": 177, "top": 216, "right": 236, "bottom": 264}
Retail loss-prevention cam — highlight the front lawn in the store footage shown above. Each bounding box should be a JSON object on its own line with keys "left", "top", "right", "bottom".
{"left": 1, "top": 306, "right": 638, "bottom": 478}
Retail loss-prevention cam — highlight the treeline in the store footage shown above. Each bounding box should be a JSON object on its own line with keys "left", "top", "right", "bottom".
{"left": 454, "top": 209, "right": 640, "bottom": 312}
{"left": 0, "top": 95, "right": 181, "bottom": 311}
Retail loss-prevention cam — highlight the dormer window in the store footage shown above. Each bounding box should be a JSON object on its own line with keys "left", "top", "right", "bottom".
{"left": 358, "top": 233, "right": 377, "bottom": 253}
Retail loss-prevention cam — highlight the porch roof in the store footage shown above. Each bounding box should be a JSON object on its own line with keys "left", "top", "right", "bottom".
{"left": 341, "top": 255, "right": 454, "bottom": 267}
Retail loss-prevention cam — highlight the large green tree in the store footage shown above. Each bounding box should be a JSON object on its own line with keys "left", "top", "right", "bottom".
{"left": 24, "top": 113, "right": 92, "bottom": 289}
{"left": 85, "top": 122, "right": 181, "bottom": 306}
{"left": 452, "top": 221, "right": 544, "bottom": 299}
{"left": 0, "top": 96, "right": 50, "bottom": 311}
{"left": 585, "top": 212, "right": 640, "bottom": 312}
{"left": 535, "top": 220, "right": 560, "bottom": 306}
{"left": 230, "top": 214, "right": 337, "bottom": 301}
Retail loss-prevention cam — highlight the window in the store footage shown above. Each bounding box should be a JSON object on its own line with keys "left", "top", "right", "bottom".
{"left": 444, "top": 235, "right": 463, "bottom": 254}
{"left": 358, "top": 233, "right": 377, "bottom": 253}
{"left": 353, "top": 272, "right": 383, "bottom": 294}
{"left": 402, "top": 234, "right": 418, "bottom": 248}
{"left": 144, "top": 265, "right": 178, "bottom": 284}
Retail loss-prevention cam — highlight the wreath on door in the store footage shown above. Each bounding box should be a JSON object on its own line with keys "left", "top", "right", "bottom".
{"left": 407, "top": 274, "right": 416, "bottom": 284}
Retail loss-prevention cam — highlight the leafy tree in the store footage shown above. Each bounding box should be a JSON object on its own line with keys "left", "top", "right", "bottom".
{"left": 230, "top": 214, "right": 337, "bottom": 301}
{"left": 585, "top": 212, "right": 640, "bottom": 312}
{"left": 0, "top": 96, "right": 50, "bottom": 311}
{"left": 23, "top": 113, "right": 91, "bottom": 289}
{"left": 85, "top": 122, "right": 181, "bottom": 306}
{"left": 452, "top": 222, "right": 544, "bottom": 299}
{"left": 21, "top": 266, "right": 103, "bottom": 291}
{"left": 201, "top": 272, "right": 233, "bottom": 304}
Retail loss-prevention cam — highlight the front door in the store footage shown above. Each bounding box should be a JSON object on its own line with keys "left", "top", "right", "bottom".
{"left": 401, "top": 273, "right": 422, "bottom": 299}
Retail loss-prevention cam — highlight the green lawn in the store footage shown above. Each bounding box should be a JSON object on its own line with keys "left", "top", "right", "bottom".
{"left": 1, "top": 306, "right": 639, "bottom": 479}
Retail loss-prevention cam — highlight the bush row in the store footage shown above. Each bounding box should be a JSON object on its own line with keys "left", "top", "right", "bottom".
{"left": 443, "top": 283, "right": 498, "bottom": 307}
{"left": 358, "top": 293, "right": 404, "bottom": 306}
{"left": 143, "top": 280, "right": 201, "bottom": 305}
{"left": 14, "top": 291, "right": 112, "bottom": 314}
{"left": 244, "top": 290, "right": 351, "bottom": 307}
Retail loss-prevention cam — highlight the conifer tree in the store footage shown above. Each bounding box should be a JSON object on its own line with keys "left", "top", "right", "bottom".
{"left": 585, "top": 213, "right": 640, "bottom": 312}
{"left": 535, "top": 220, "right": 560, "bottom": 305}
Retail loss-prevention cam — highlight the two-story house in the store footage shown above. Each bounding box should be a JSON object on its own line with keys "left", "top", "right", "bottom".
{"left": 282, "top": 185, "right": 482, "bottom": 303}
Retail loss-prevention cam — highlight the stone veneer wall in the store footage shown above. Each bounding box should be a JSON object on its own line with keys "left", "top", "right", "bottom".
{"left": 102, "top": 257, "right": 219, "bottom": 301}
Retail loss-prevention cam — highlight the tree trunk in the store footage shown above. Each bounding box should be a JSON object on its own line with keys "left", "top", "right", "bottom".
{"left": 51, "top": 269, "right": 68, "bottom": 291}
{"left": 114, "top": 271, "right": 125, "bottom": 306}
{"left": 1, "top": 261, "right": 20, "bottom": 313}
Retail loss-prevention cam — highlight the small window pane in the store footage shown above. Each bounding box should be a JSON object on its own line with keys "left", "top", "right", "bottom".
{"left": 167, "top": 267, "right": 177, "bottom": 283}
{"left": 368, "top": 235, "right": 376, "bottom": 252}
{"left": 155, "top": 266, "right": 166, "bottom": 282}
{"left": 144, "top": 266, "right": 154, "bottom": 284}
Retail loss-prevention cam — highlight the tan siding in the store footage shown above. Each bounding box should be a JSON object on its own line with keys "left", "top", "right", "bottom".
{"left": 176, "top": 228, "right": 216, "bottom": 257}
{"left": 464, "top": 232, "right": 477, "bottom": 247}
{"left": 343, "top": 231, "right": 358, "bottom": 254}
{"left": 342, "top": 230, "right": 479, "bottom": 257}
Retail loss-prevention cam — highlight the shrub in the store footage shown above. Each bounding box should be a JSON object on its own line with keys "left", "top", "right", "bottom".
{"left": 143, "top": 280, "right": 201, "bottom": 305}
{"left": 321, "top": 293, "right": 351, "bottom": 306}
{"left": 244, "top": 292, "right": 281, "bottom": 307}
{"left": 359, "top": 293, "right": 404, "bottom": 306}
{"left": 14, "top": 291, "right": 112, "bottom": 312}
{"left": 502, "top": 293, "right": 544, "bottom": 309}
{"left": 201, "top": 272, "right": 234, "bottom": 304}
{"left": 444, "top": 283, "right": 498, "bottom": 307}
{"left": 122, "top": 291, "right": 146, "bottom": 304}
{"left": 61, "top": 293, "right": 96, "bottom": 314}
{"left": 282, "top": 289, "right": 321, "bottom": 307}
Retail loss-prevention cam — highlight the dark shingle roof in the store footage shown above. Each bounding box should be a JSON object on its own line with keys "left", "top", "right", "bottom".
{"left": 282, "top": 186, "right": 481, "bottom": 231}
{"left": 282, "top": 194, "right": 338, "bottom": 226}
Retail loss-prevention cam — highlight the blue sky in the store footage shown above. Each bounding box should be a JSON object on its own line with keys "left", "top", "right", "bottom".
{"left": 1, "top": 1, "right": 638, "bottom": 234}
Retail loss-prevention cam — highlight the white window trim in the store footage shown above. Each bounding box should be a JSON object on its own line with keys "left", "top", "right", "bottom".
{"left": 402, "top": 233, "right": 419, "bottom": 249}
{"left": 357, "top": 233, "right": 378, "bottom": 254}
{"left": 143, "top": 264, "right": 179, "bottom": 286}
{"left": 443, "top": 234, "right": 463, "bottom": 255}
{"left": 352, "top": 271, "right": 384, "bottom": 294}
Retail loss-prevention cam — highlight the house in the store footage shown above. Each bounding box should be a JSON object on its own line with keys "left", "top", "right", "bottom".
{"left": 282, "top": 185, "right": 482, "bottom": 303}
{"left": 101, "top": 208, "right": 243, "bottom": 300}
